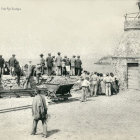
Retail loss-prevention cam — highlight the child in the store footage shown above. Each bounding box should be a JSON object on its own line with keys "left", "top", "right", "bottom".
{"left": 81, "top": 77, "right": 90, "bottom": 102}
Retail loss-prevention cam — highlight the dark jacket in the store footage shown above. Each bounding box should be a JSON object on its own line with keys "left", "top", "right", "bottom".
{"left": 75, "top": 59, "right": 82, "bottom": 68}
{"left": 0, "top": 58, "right": 4, "bottom": 68}
{"left": 65, "top": 58, "right": 70, "bottom": 66}
{"left": 14, "top": 64, "right": 21, "bottom": 75}
{"left": 9, "top": 57, "right": 17, "bottom": 67}
{"left": 46, "top": 56, "right": 53, "bottom": 68}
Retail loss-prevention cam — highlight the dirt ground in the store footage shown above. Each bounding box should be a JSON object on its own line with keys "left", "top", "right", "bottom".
{"left": 0, "top": 89, "right": 140, "bottom": 140}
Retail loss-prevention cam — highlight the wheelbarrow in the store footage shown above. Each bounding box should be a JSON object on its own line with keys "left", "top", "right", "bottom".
{"left": 44, "top": 83, "right": 74, "bottom": 101}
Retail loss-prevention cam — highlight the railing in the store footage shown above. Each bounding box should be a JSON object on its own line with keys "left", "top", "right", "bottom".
{"left": 124, "top": 12, "right": 140, "bottom": 31}
{"left": 125, "top": 12, "right": 140, "bottom": 21}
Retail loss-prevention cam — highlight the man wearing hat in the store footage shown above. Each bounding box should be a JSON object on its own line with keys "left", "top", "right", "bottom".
{"left": 55, "top": 52, "right": 62, "bottom": 76}
{"left": 75, "top": 56, "right": 82, "bottom": 76}
{"left": 9, "top": 54, "right": 17, "bottom": 76}
{"left": 14, "top": 61, "right": 21, "bottom": 86}
{"left": 24, "top": 60, "right": 33, "bottom": 89}
{"left": 0, "top": 55, "right": 5, "bottom": 75}
{"left": 40, "top": 54, "right": 45, "bottom": 75}
{"left": 31, "top": 89, "right": 48, "bottom": 138}
{"left": 103, "top": 73, "right": 112, "bottom": 96}
{"left": 70, "top": 55, "right": 76, "bottom": 76}
{"left": 46, "top": 53, "right": 53, "bottom": 76}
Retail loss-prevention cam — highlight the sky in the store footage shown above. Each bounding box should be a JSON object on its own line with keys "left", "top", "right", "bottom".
{"left": 0, "top": 0, "right": 139, "bottom": 64}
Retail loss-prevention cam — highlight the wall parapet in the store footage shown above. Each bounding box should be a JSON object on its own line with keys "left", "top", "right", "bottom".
{"left": 124, "top": 20, "right": 140, "bottom": 31}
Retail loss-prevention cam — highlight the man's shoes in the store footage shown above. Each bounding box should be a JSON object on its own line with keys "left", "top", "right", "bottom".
{"left": 31, "top": 133, "right": 36, "bottom": 135}
{"left": 42, "top": 135, "right": 47, "bottom": 138}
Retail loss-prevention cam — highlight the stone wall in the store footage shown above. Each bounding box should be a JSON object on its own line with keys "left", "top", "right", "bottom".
{"left": 124, "top": 20, "right": 140, "bottom": 31}
{"left": 112, "top": 58, "right": 128, "bottom": 90}
{"left": 113, "top": 28, "right": 140, "bottom": 90}
{"left": 114, "top": 30, "right": 140, "bottom": 58}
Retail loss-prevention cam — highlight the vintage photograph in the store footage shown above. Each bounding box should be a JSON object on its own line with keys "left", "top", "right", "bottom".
{"left": 0, "top": 0, "right": 140, "bottom": 140}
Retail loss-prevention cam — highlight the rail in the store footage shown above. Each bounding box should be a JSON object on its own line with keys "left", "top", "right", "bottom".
{"left": 125, "top": 12, "right": 140, "bottom": 21}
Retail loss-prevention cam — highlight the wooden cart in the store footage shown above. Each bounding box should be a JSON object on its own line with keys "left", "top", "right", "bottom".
{"left": 0, "top": 83, "right": 74, "bottom": 101}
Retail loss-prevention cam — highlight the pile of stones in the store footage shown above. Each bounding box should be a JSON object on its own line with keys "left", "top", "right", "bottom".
{"left": 1, "top": 75, "right": 25, "bottom": 90}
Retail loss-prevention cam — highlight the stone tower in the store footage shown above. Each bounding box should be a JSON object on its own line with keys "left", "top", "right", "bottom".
{"left": 112, "top": 2, "right": 140, "bottom": 90}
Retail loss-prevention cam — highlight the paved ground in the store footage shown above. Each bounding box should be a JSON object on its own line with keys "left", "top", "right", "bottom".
{"left": 0, "top": 90, "right": 140, "bottom": 140}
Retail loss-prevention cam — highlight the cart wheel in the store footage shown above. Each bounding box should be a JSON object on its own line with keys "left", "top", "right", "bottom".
{"left": 30, "top": 94, "right": 35, "bottom": 97}
{"left": 64, "top": 97, "right": 68, "bottom": 101}
{"left": 16, "top": 95, "right": 20, "bottom": 98}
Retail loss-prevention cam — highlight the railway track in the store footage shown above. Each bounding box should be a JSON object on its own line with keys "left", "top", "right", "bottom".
{"left": 0, "top": 105, "right": 32, "bottom": 114}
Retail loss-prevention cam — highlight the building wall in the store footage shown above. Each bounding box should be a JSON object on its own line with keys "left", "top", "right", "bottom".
{"left": 112, "top": 58, "right": 128, "bottom": 90}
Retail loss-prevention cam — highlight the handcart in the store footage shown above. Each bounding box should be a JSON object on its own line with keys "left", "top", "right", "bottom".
{"left": 44, "top": 83, "right": 74, "bottom": 101}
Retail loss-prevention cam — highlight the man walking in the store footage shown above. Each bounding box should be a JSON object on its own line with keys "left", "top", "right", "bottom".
{"left": 75, "top": 56, "right": 82, "bottom": 76}
{"left": 31, "top": 89, "right": 48, "bottom": 138}
{"left": 9, "top": 54, "right": 17, "bottom": 76}
{"left": 55, "top": 52, "right": 62, "bottom": 76}
{"left": 0, "top": 55, "right": 5, "bottom": 75}
{"left": 46, "top": 53, "right": 53, "bottom": 76}
{"left": 70, "top": 55, "right": 76, "bottom": 76}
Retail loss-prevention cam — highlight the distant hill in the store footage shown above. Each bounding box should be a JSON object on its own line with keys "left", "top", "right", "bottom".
{"left": 94, "top": 55, "right": 112, "bottom": 65}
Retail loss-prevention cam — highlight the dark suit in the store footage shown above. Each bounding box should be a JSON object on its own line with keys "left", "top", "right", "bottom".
{"left": 46, "top": 56, "right": 53, "bottom": 76}
{"left": 75, "top": 59, "right": 82, "bottom": 76}
{"left": 0, "top": 57, "right": 4, "bottom": 75}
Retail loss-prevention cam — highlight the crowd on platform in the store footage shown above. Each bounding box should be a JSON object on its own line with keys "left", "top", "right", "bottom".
{"left": 0, "top": 53, "right": 83, "bottom": 87}
{"left": 0, "top": 53, "right": 119, "bottom": 98}
{"left": 76, "top": 71, "right": 119, "bottom": 102}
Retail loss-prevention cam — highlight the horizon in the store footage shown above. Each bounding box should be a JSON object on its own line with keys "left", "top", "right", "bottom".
{"left": 0, "top": 0, "right": 138, "bottom": 71}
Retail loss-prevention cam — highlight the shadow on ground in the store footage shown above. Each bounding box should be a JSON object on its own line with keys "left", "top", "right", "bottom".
{"left": 47, "top": 129, "right": 60, "bottom": 137}
{"left": 49, "top": 97, "right": 80, "bottom": 105}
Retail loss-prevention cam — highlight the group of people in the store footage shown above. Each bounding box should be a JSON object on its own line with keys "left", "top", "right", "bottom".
{"left": 39, "top": 52, "right": 82, "bottom": 76}
{"left": 77, "top": 71, "right": 119, "bottom": 102}
{"left": 0, "top": 54, "right": 21, "bottom": 85}
{"left": 0, "top": 54, "right": 120, "bottom": 138}
{"left": 0, "top": 53, "right": 83, "bottom": 87}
